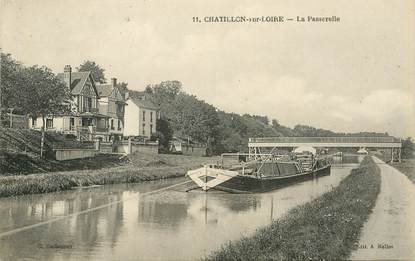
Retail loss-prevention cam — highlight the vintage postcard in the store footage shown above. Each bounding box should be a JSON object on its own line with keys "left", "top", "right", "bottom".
{"left": 0, "top": 0, "right": 414, "bottom": 260}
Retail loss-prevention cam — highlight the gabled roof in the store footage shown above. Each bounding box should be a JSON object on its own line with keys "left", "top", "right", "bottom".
{"left": 57, "top": 71, "right": 99, "bottom": 96}
{"left": 129, "top": 97, "right": 158, "bottom": 110}
{"left": 96, "top": 84, "right": 113, "bottom": 97}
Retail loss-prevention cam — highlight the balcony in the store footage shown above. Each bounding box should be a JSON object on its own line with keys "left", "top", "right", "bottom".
{"left": 78, "top": 125, "right": 108, "bottom": 133}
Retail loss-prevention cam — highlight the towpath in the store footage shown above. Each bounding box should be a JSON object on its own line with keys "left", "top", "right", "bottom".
{"left": 350, "top": 157, "right": 415, "bottom": 260}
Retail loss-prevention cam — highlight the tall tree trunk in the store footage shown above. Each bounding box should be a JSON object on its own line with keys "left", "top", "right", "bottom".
{"left": 40, "top": 116, "right": 45, "bottom": 158}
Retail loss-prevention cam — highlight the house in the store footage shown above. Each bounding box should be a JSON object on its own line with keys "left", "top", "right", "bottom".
{"left": 96, "top": 78, "right": 126, "bottom": 141}
{"left": 123, "top": 92, "right": 158, "bottom": 139}
{"left": 29, "top": 65, "right": 109, "bottom": 141}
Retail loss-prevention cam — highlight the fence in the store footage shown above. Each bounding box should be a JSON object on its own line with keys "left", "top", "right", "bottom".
{"left": 54, "top": 148, "right": 98, "bottom": 161}
{"left": 114, "top": 140, "right": 159, "bottom": 155}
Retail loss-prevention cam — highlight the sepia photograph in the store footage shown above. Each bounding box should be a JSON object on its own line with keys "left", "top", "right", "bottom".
{"left": 0, "top": 0, "right": 414, "bottom": 260}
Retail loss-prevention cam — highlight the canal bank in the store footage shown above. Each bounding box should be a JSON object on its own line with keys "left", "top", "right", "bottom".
{"left": 206, "top": 156, "right": 381, "bottom": 261}
{"left": 349, "top": 157, "right": 415, "bottom": 260}
{"left": 0, "top": 153, "right": 219, "bottom": 198}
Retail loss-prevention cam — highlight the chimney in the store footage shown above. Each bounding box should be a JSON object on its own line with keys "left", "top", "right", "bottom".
{"left": 111, "top": 78, "right": 117, "bottom": 87}
{"left": 63, "top": 65, "right": 72, "bottom": 88}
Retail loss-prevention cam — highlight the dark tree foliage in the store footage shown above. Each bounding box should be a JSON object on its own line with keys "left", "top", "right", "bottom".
{"left": 21, "top": 66, "right": 71, "bottom": 117}
{"left": 1, "top": 52, "right": 70, "bottom": 117}
{"left": 293, "top": 124, "right": 338, "bottom": 137}
{"left": 22, "top": 65, "right": 71, "bottom": 157}
{"left": 77, "top": 60, "right": 106, "bottom": 83}
{"left": 0, "top": 52, "right": 24, "bottom": 112}
{"left": 402, "top": 137, "right": 414, "bottom": 159}
{"left": 117, "top": 82, "right": 129, "bottom": 99}
{"left": 271, "top": 119, "right": 296, "bottom": 136}
{"left": 145, "top": 85, "right": 153, "bottom": 94}
{"left": 170, "top": 93, "right": 220, "bottom": 144}
{"left": 154, "top": 118, "right": 173, "bottom": 153}
{"left": 252, "top": 115, "right": 269, "bottom": 125}
{"left": 145, "top": 81, "right": 219, "bottom": 150}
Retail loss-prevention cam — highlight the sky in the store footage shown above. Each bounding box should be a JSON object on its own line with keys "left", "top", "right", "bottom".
{"left": 1, "top": 0, "right": 414, "bottom": 138}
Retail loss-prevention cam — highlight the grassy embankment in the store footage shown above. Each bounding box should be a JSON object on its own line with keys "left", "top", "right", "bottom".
{"left": 206, "top": 156, "right": 381, "bottom": 261}
{"left": 0, "top": 127, "right": 114, "bottom": 175}
{"left": 0, "top": 153, "right": 218, "bottom": 198}
{"left": 372, "top": 149, "right": 415, "bottom": 184}
{"left": 390, "top": 159, "right": 415, "bottom": 184}
{"left": 0, "top": 153, "right": 130, "bottom": 175}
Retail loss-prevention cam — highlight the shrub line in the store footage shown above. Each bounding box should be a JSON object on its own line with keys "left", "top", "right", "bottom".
{"left": 0, "top": 165, "right": 191, "bottom": 198}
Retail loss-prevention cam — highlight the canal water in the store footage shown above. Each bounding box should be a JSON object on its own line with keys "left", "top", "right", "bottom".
{"left": 0, "top": 157, "right": 360, "bottom": 260}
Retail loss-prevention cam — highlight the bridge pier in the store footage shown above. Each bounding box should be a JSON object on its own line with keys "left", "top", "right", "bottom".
{"left": 391, "top": 147, "right": 402, "bottom": 163}
{"left": 399, "top": 148, "right": 401, "bottom": 162}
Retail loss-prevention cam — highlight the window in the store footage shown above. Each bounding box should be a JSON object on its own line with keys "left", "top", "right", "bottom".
{"left": 142, "top": 123, "right": 145, "bottom": 135}
{"left": 84, "top": 97, "right": 92, "bottom": 112}
{"left": 142, "top": 110, "right": 146, "bottom": 121}
{"left": 69, "top": 117, "right": 75, "bottom": 130}
{"left": 117, "top": 104, "right": 124, "bottom": 113}
{"left": 111, "top": 119, "right": 114, "bottom": 130}
{"left": 150, "top": 111, "right": 153, "bottom": 122}
{"left": 32, "top": 117, "right": 37, "bottom": 127}
{"left": 150, "top": 124, "right": 153, "bottom": 134}
{"left": 46, "top": 119, "right": 53, "bottom": 129}
{"left": 82, "top": 117, "right": 93, "bottom": 127}
{"left": 118, "top": 119, "right": 122, "bottom": 130}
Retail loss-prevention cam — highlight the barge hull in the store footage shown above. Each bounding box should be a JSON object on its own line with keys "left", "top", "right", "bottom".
{"left": 216, "top": 165, "right": 331, "bottom": 193}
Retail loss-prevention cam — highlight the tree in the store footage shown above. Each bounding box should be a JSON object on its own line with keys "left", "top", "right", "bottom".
{"left": 144, "top": 85, "right": 153, "bottom": 94}
{"left": 0, "top": 52, "right": 25, "bottom": 123}
{"left": 22, "top": 66, "right": 71, "bottom": 157}
{"left": 253, "top": 115, "right": 269, "bottom": 125}
{"left": 117, "top": 81, "right": 129, "bottom": 99}
{"left": 77, "top": 60, "right": 106, "bottom": 83}
{"left": 169, "top": 93, "right": 220, "bottom": 145}
{"left": 155, "top": 118, "right": 173, "bottom": 153}
{"left": 402, "top": 137, "right": 414, "bottom": 159}
{"left": 147, "top": 81, "right": 182, "bottom": 113}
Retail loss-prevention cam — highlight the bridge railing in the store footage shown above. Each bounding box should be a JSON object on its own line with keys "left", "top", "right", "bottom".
{"left": 249, "top": 136, "right": 401, "bottom": 143}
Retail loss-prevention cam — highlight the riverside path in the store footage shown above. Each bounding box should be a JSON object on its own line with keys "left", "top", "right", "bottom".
{"left": 350, "top": 157, "right": 415, "bottom": 260}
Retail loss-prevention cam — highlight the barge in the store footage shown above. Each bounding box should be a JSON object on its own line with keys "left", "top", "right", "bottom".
{"left": 186, "top": 151, "right": 331, "bottom": 193}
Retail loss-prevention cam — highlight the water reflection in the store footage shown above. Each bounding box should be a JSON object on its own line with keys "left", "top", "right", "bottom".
{"left": 329, "top": 154, "right": 363, "bottom": 165}
{"left": 0, "top": 160, "right": 359, "bottom": 260}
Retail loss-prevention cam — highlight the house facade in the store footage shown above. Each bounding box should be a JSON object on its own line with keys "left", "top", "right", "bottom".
{"left": 96, "top": 78, "right": 126, "bottom": 141}
{"left": 29, "top": 65, "right": 109, "bottom": 141}
{"left": 124, "top": 93, "right": 158, "bottom": 139}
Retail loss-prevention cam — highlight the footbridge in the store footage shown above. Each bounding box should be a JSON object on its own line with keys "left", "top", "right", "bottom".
{"left": 248, "top": 136, "right": 402, "bottom": 161}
